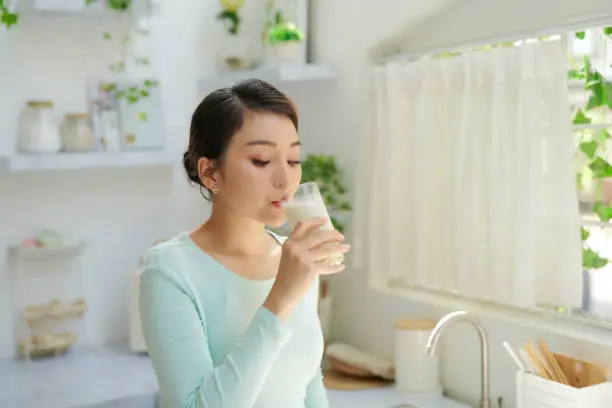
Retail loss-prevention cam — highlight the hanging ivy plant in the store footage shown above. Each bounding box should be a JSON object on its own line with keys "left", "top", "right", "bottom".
{"left": 217, "top": 0, "right": 244, "bottom": 35}
{"left": 85, "top": 0, "right": 132, "bottom": 11}
{"left": 2, "top": 0, "right": 157, "bottom": 121}
{"left": 0, "top": 0, "right": 18, "bottom": 28}
{"left": 572, "top": 27, "right": 612, "bottom": 270}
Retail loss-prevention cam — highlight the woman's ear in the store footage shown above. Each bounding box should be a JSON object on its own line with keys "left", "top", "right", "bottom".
{"left": 197, "top": 157, "right": 219, "bottom": 193}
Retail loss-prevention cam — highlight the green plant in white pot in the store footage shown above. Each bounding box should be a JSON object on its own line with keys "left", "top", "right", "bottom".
{"left": 266, "top": 10, "right": 304, "bottom": 65}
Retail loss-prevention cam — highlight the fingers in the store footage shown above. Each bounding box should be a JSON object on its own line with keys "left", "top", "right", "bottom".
{"left": 288, "top": 218, "right": 327, "bottom": 240}
{"left": 301, "top": 228, "right": 345, "bottom": 250}
{"left": 309, "top": 243, "right": 351, "bottom": 262}
{"left": 317, "top": 262, "right": 347, "bottom": 275}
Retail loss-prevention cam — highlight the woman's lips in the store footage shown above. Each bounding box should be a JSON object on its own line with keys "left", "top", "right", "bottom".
{"left": 271, "top": 197, "right": 288, "bottom": 208}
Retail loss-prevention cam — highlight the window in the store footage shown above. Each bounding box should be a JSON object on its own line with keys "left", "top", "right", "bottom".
{"left": 570, "top": 25, "right": 612, "bottom": 325}
{"left": 362, "top": 21, "right": 612, "bottom": 342}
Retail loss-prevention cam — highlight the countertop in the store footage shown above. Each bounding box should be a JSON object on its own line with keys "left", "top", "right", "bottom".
{"left": 0, "top": 346, "right": 473, "bottom": 408}
{"left": 328, "top": 387, "right": 472, "bottom": 408}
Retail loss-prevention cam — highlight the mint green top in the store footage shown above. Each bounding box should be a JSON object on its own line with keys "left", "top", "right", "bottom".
{"left": 138, "top": 231, "right": 329, "bottom": 408}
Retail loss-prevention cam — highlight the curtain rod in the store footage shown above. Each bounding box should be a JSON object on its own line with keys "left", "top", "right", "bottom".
{"left": 376, "top": 14, "right": 612, "bottom": 65}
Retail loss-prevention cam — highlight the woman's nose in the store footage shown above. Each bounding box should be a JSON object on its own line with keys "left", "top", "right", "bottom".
{"left": 272, "top": 165, "right": 289, "bottom": 190}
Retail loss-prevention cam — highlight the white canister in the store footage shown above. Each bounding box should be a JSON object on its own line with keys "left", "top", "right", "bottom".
{"left": 18, "top": 100, "right": 62, "bottom": 153}
{"left": 394, "top": 318, "right": 442, "bottom": 395}
{"left": 60, "top": 113, "right": 95, "bottom": 152}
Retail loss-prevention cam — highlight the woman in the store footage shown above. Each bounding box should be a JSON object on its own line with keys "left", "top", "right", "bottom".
{"left": 139, "top": 79, "right": 351, "bottom": 408}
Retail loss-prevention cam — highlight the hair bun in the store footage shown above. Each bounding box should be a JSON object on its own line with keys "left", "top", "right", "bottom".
{"left": 182, "top": 150, "right": 201, "bottom": 186}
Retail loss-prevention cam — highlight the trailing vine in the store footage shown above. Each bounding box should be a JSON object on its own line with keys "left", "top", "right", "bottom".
{"left": 1, "top": 0, "right": 158, "bottom": 121}
{"left": 0, "top": 0, "right": 18, "bottom": 28}
{"left": 572, "top": 27, "right": 612, "bottom": 270}
{"left": 217, "top": 0, "right": 244, "bottom": 35}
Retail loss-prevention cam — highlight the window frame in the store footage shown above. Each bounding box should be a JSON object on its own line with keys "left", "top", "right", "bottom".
{"left": 370, "top": 22, "right": 612, "bottom": 348}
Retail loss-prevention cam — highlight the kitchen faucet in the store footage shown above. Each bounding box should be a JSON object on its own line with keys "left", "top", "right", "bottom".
{"left": 425, "top": 311, "right": 491, "bottom": 408}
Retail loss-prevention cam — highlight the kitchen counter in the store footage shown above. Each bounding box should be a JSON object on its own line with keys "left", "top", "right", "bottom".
{"left": 0, "top": 345, "right": 472, "bottom": 408}
{"left": 328, "top": 387, "right": 472, "bottom": 408}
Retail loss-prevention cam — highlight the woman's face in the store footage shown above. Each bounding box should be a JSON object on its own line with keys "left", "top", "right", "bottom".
{"left": 212, "top": 111, "right": 302, "bottom": 227}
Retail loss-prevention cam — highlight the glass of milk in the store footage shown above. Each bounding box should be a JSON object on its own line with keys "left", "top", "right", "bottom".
{"left": 282, "top": 182, "right": 344, "bottom": 265}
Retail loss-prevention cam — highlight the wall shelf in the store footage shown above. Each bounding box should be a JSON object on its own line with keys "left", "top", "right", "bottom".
{"left": 199, "top": 64, "right": 336, "bottom": 94}
{"left": 0, "top": 150, "right": 176, "bottom": 172}
{"left": 8, "top": 241, "right": 86, "bottom": 259}
{"left": 13, "top": 0, "right": 161, "bottom": 18}
{"left": 6, "top": 235, "right": 89, "bottom": 360}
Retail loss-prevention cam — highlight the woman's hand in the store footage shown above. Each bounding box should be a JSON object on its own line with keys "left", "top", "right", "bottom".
{"left": 263, "top": 218, "right": 349, "bottom": 321}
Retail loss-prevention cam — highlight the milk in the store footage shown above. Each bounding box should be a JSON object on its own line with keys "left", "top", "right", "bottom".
{"left": 283, "top": 200, "right": 333, "bottom": 230}
{"left": 282, "top": 200, "right": 344, "bottom": 265}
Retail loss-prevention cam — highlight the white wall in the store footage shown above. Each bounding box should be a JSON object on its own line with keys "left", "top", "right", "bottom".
{"left": 2, "top": 0, "right": 611, "bottom": 405}
{"left": 310, "top": 0, "right": 612, "bottom": 407}
{"left": 0, "top": 3, "right": 211, "bottom": 358}
{"left": 0, "top": 1, "right": 326, "bottom": 358}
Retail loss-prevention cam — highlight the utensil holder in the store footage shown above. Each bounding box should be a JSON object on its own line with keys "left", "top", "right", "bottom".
{"left": 516, "top": 371, "right": 612, "bottom": 408}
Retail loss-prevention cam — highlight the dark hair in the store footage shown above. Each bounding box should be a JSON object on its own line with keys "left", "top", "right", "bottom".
{"left": 183, "top": 78, "right": 299, "bottom": 200}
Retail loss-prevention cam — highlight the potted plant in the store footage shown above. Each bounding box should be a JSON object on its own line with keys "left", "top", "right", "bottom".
{"left": 216, "top": 0, "right": 252, "bottom": 71}
{"left": 291, "top": 154, "right": 351, "bottom": 234}
{"left": 265, "top": 10, "right": 305, "bottom": 66}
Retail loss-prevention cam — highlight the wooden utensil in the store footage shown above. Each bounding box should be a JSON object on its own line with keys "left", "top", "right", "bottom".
{"left": 553, "top": 352, "right": 610, "bottom": 388}
{"left": 537, "top": 339, "right": 569, "bottom": 385}
{"left": 524, "top": 340, "right": 554, "bottom": 381}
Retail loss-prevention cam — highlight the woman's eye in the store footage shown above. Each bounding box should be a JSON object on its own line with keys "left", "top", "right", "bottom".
{"left": 288, "top": 160, "right": 301, "bottom": 166}
{"left": 251, "top": 159, "right": 270, "bottom": 167}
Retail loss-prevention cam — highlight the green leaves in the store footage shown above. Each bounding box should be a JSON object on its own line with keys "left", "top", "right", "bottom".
{"left": 573, "top": 109, "right": 591, "bottom": 124}
{"left": 300, "top": 154, "right": 352, "bottom": 232}
{"left": 573, "top": 31, "right": 612, "bottom": 271}
{"left": 102, "top": 80, "right": 159, "bottom": 121}
{"left": 593, "top": 202, "right": 612, "bottom": 221}
{"left": 217, "top": 9, "right": 240, "bottom": 35}
{"left": 583, "top": 248, "right": 608, "bottom": 269}
{"left": 588, "top": 157, "right": 612, "bottom": 179}
{"left": 581, "top": 227, "right": 590, "bottom": 241}
{"left": 107, "top": 0, "right": 131, "bottom": 11}
{"left": 0, "top": 0, "right": 18, "bottom": 29}
{"left": 267, "top": 21, "right": 304, "bottom": 45}
{"left": 580, "top": 140, "right": 598, "bottom": 159}
{"left": 580, "top": 130, "right": 612, "bottom": 161}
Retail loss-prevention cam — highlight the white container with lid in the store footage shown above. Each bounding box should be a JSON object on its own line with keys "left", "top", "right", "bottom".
{"left": 60, "top": 113, "right": 95, "bottom": 152}
{"left": 18, "top": 100, "right": 62, "bottom": 153}
{"left": 394, "top": 317, "right": 442, "bottom": 396}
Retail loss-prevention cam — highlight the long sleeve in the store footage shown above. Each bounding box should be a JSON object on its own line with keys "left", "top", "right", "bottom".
{"left": 304, "top": 368, "right": 329, "bottom": 408}
{"left": 139, "top": 259, "right": 292, "bottom": 408}
{"left": 304, "top": 274, "right": 329, "bottom": 408}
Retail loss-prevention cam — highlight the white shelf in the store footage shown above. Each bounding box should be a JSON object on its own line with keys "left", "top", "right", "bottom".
{"left": 14, "top": 0, "right": 161, "bottom": 18}
{"left": 199, "top": 64, "right": 335, "bottom": 93}
{"left": 0, "top": 150, "right": 176, "bottom": 172}
{"left": 8, "top": 241, "right": 86, "bottom": 258}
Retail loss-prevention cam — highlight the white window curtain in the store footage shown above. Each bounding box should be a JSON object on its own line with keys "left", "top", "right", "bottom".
{"left": 353, "top": 40, "right": 583, "bottom": 309}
